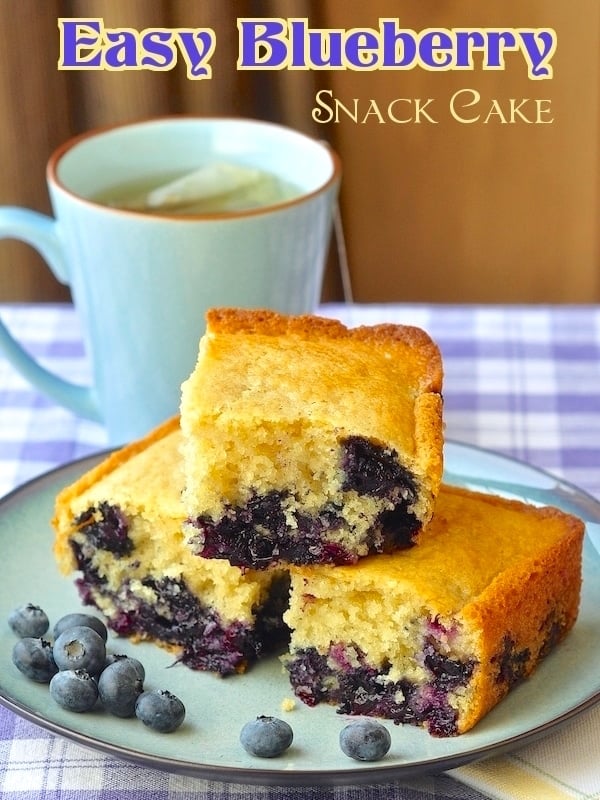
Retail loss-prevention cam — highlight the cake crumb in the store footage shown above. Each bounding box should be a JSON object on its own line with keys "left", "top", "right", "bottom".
{"left": 281, "top": 697, "right": 296, "bottom": 712}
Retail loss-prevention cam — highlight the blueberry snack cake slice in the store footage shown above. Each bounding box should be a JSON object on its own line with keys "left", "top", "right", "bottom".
{"left": 283, "top": 484, "right": 584, "bottom": 736}
{"left": 180, "top": 308, "right": 444, "bottom": 569}
{"left": 52, "top": 417, "right": 288, "bottom": 675}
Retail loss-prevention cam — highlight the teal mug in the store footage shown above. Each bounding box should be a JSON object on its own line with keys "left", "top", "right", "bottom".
{"left": 0, "top": 117, "right": 341, "bottom": 444}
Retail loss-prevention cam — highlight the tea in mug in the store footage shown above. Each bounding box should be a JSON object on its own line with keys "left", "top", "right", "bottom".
{"left": 93, "top": 162, "right": 301, "bottom": 215}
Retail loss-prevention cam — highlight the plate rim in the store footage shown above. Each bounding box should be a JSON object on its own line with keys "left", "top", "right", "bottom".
{"left": 1, "top": 440, "right": 600, "bottom": 787}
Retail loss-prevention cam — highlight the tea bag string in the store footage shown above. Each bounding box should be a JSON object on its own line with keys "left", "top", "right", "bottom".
{"left": 333, "top": 202, "right": 354, "bottom": 304}
{"left": 320, "top": 138, "right": 353, "bottom": 304}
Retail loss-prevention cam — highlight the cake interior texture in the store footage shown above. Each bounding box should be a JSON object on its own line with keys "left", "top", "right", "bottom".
{"left": 283, "top": 484, "right": 584, "bottom": 736}
{"left": 52, "top": 417, "right": 584, "bottom": 736}
{"left": 180, "top": 308, "right": 444, "bottom": 569}
{"left": 52, "top": 418, "right": 288, "bottom": 676}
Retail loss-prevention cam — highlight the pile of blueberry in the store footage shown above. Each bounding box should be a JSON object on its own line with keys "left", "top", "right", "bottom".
{"left": 9, "top": 603, "right": 392, "bottom": 762}
{"left": 9, "top": 603, "right": 185, "bottom": 733}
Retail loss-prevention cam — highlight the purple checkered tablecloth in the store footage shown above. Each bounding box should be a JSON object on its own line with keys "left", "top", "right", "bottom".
{"left": 1, "top": 302, "right": 599, "bottom": 800}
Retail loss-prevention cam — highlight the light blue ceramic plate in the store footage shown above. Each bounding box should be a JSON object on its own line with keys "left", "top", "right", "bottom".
{"left": 1, "top": 441, "right": 599, "bottom": 787}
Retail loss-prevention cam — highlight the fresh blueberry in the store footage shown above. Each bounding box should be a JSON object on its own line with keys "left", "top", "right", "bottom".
{"left": 8, "top": 604, "right": 49, "bottom": 638}
{"left": 240, "top": 716, "right": 293, "bottom": 758}
{"left": 339, "top": 719, "right": 392, "bottom": 762}
{"left": 98, "top": 659, "right": 144, "bottom": 717}
{"left": 104, "top": 653, "right": 145, "bottom": 681}
{"left": 49, "top": 669, "right": 99, "bottom": 712}
{"left": 53, "top": 625, "right": 106, "bottom": 675}
{"left": 12, "top": 637, "right": 58, "bottom": 682}
{"left": 135, "top": 689, "right": 186, "bottom": 733}
{"left": 53, "top": 613, "right": 108, "bottom": 642}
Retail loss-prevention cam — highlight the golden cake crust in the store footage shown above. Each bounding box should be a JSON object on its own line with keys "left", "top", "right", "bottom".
{"left": 460, "top": 502, "right": 582, "bottom": 731}
{"left": 205, "top": 307, "right": 443, "bottom": 371}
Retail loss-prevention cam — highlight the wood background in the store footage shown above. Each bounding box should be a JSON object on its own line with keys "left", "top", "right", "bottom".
{"left": 0, "top": 0, "right": 597, "bottom": 304}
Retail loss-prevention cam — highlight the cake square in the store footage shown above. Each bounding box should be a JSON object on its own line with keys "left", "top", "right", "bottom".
{"left": 282, "top": 484, "right": 584, "bottom": 736}
{"left": 180, "top": 308, "right": 444, "bottom": 569}
{"left": 52, "top": 417, "right": 288, "bottom": 676}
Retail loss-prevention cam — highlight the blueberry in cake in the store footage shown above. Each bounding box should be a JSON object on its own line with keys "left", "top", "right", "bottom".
{"left": 283, "top": 484, "right": 584, "bottom": 736}
{"left": 52, "top": 417, "right": 288, "bottom": 676}
{"left": 180, "top": 308, "right": 444, "bottom": 569}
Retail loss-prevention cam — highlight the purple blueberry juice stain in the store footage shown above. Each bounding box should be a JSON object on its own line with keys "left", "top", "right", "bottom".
{"left": 190, "top": 491, "right": 352, "bottom": 568}
{"left": 340, "top": 436, "right": 414, "bottom": 498}
{"left": 284, "top": 648, "right": 333, "bottom": 706}
{"left": 74, "top": 503, "right": 133, "bottom": 557}
{"left": 189, "top": 436, "right": 420, "bottom": 568}
{"left": 285, "top": 641, "right": 477, "bottom": 737}
{"left": 537, "top": 613, "right": 565, "bottom": 660}
{"left": 69, "top": 516, "right": 289, "bottom": 676}
{"left": 492, "top": 635, "right": 531, "bottom": 686}
{"left": 127, "top": 575, "right": 287, "bottom": 674}
{"left": 423, "top": 636, "right": 475, "bottom": 690}
{"left": 341, "top": 436, "right": 421, "bottom": 549}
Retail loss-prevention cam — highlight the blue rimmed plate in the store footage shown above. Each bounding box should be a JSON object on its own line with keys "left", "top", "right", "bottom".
{"left": 0, "top": 441, "right": 599, "bottom": 786}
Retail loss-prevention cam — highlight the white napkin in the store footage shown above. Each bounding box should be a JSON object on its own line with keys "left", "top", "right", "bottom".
{"left": 450, "top": 704, "right": 600, "bottom": 800}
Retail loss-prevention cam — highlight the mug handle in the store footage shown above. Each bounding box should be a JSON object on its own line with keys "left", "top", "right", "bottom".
{"left": 0, "top": 206, "right": 101, "bottom": 422}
